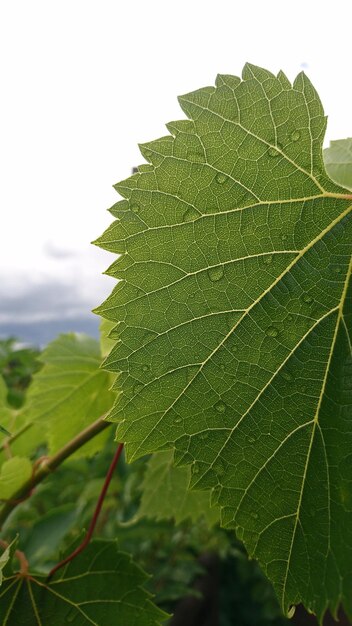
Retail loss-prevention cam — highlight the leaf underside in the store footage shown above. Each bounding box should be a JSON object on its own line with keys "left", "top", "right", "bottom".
{"left": 0, "top": 541, "right": 167, "bottom": 625}
{"left": 95, "top": 64, "right": 352, "bottom": 620}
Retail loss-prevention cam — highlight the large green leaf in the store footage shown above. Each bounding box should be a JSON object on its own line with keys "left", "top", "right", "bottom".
{"left": 0, "top": 540, "right": 168, "bottom": 625}
{"left": 137, "top": 450, "right": 219, "bottom": 526}
{"left": 324, "top": 138, "right": 352, "bottom": 190}
{"left": 27, "top": 334, "right": 115, "bottom": 456}
{"left": 95, "top": 64, "right": 352, "bottom": 619}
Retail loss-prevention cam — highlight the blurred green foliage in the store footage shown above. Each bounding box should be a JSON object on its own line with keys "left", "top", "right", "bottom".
{"left": 0, "top": 337, "right": 41, "bottom": 408}
{"left": 1, "top": 336, "right": 289, "bottom": 625}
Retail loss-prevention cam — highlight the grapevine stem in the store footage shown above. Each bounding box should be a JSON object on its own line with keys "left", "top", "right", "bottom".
{"left": 47, "top": 442, "right": 124, "bottom": 581}
{"left": 0, "top": 416, "right": 112, "bottom": 529}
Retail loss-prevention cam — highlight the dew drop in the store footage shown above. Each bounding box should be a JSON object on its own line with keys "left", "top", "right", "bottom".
{"left": 208, "top": 266, "right": 224, "bottom": 282}
{"left": 214, "top": 400, "right": 226, "bottom": 413}
{"left": 142, "top": 364, "right": 150, "bottom": 372}
{"left": 268, "top": 147, "right": 280, "bottom": 157}
{"left": 214, "top": 459, "right": 225, "bottom": 475}
{"left": 183, "top": 207, "right": 199, "bottom": 222}
{"left": 188, "top": 151, "right": 204, "bottom": 163}
{"left": 265, "top": 326, "right": 279, "bottom": 338}
{"left": 130, "top": 203, "right": 140, "bottom": 213}
{"left": 303, "top": 294, "right": 312, "bottom": 304}
{"left": 215, "top": 173, "right": 228, "bottom": 184}
{"left": 263, "top": 254, "right": 273, "bottom": 265}
{"left": 236, "top": 526, "right": 244, "bottom": 540}
{"left": 282, "top": 371, "right": 293, "bottom": 382}
{"left": 134, "top": 383, "right": 143, "bottom": 395}
{"left": 66, "top": 608, "right": 78, "bottom": 623}
{"left": 290, "top": 130, "right": 301, "bottom": 142}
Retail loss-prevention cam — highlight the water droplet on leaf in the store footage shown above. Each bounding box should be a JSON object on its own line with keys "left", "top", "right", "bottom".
{"left": 263, "top": 255, "right": 273, "bottom": 265}
{"left": 265, "top": 326, "right": 279, "bottom": 337}
{"left": 236, "top": 526, "right": 244, "bottom": 540}
{"left": 183, "top": 207, "right": 199, "bottom": 222}
{"left": 214, "top": 459, "right": 225, "bottom": 475}
{"left": 208, "top": 266, "right": 224, "bottom": 282}
{"left": 188, "top": 151, "right": 203, "bottom": 163}
{"left": 214, "top": 401, "right": 226, "bottom": 413}
{"left": 290, "top": 130, "right": 301, "bottom": 142}
{"left": 215, "top": 173, "right": 228, "bottom": 184}
{"left": 303, "top": 294, "right": 312, "bottom": 304}
{"left": 268, "top": 147, "right": 280, "bottom": 157}
{"left": 66, "top": 609, "right": 78, "bottom": 623}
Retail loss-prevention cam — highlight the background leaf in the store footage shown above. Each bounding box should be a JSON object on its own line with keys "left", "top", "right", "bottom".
{"left": 0, "top": 540, "right": 168, "bottom": 625}
{"left": 137, "top": 450, "right": 219, "bottom": 526}
{"left": 0, "top": 457, "right": 32, "bottom": 500}
{"left": 27, "top": 333, "right": 115, "bottom": 456}
{"left": 96, "top": 64, "right": 352, "bottom": 620}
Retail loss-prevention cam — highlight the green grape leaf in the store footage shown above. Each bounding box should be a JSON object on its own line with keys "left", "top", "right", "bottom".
{"left": 95, "top": 64, "right": 352, "bottom": 620}
{"left": 0, "top": 545, "right": 11, "bottom": 587}
{"left": 0, "top": 538, "right": 17, "bottom": 587}
{"left": 0, "top": 375, "right": 45, "bottom": 464}
{"left": 27, "top": 334, "right": 115, "bottom": 456}
{"left": 0, "top": 376, "right": 13, "bottom": 436}
{"left": 137, "top": 450, "right": 219, "bottom": 526}
{"left": 0, "top": 540, "right": 168, "bottom": 625}
{"left": 0, "top": 456, "right": 32, "bottom": 500}
{"left": 324, "top": 138, "right": 352, "bottom": 190}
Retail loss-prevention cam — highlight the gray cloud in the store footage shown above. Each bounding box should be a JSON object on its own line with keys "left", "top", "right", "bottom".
{"left": 0, "top": 279, "right": 99, "bottom": 324}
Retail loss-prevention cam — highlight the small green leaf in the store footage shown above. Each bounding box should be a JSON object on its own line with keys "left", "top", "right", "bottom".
{"left": 138, "top": 450, "right": 219, "bottom": 526}
{"left": 0, "top": 541, "right": 169, "bottom": 625}
{"left": 27, "top": 334, "right": 115, "bottom": 456}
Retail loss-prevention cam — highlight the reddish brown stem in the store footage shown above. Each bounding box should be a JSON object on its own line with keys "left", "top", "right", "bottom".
{"left": 47, "top": 442, "right": 124, "bottom": 581}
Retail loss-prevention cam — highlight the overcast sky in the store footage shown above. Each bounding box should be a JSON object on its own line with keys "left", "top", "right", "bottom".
{"left": 1, "top": 0, "right": 352, "bottom": 328}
